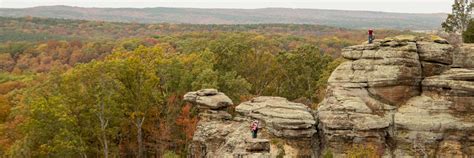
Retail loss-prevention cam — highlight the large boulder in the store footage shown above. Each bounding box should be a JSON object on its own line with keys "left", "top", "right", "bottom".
{"left": 417, "top": 41, "right": 453, "bottom": 65}
{"left": 236, "top": 96, "right": 317, "bottom": 138}
{"left": 417, "top": 41, "right": 453, "bottom": 77}
{"left": 183, "top": 89, "right": 233, "bottom": 110}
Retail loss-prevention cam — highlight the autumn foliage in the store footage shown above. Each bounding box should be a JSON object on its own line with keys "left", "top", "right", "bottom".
{"left": 176, "top": 103, "right": 199, "bottom": 142}
{"left": 0, "top": 17, "right": 414, "bottom": 157}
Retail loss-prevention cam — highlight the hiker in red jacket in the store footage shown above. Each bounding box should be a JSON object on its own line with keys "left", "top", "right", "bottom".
{"left": 368, "top": 29, "right": 375, "bottom": 44}
{"left": 250, "top": 120, "right": 259, "bottom": 138}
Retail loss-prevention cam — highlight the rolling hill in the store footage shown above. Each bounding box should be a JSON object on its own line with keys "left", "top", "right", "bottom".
{"left": 0, "top": 5, "right": 446, "bottom": 30}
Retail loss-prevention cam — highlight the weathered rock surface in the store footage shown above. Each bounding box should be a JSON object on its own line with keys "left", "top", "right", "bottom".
{"left": 245, "top": 138, "right": 270, "bottom": 152}
{"left": 187, "top": 91, "right": 315, "bottom": 157}
{"left": 319, "top": 36, "right": 474, "bottom": 157}
{"left": 183, "top": 89, "right": 233, "bottom": 110}
{"left": 185, "top": 89, "right": 252, "bottom": 157}
{"left": 190, "top": 119, "right": 265, "bottom": 157}
{"left": 417, "top": 41, "right": 453, "bottom": 65}
{"left": 337, "top": 37, "right": 423, "bottom": 106}
{"left": 236, "top": 96, "right": 317, "bottom": 138}
{"left": 453, "top": 44, "right": 474, "bottom": 68}
{"left": 393, "top": 69, "right": 474, "bottom": 157}
{"left": 417, "top": 41, "right": 453, "bottom": 77}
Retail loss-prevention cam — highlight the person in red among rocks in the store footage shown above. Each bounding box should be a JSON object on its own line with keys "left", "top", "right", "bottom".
{"left": 368, "top": 29, "right": 375, "bottom": 44}
{"left": 250, "top": 120, "right": 259, "bottom": 138}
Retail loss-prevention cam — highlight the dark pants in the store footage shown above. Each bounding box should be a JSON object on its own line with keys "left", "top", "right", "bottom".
{"left": 252, "top": 129, "right": 258, "bottom": 138}
{"left": 369, "top": 35, "right": 374, "bottom": 44}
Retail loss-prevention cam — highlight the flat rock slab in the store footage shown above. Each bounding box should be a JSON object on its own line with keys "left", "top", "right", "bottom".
{"left": 245, "top": 138, "right": 270, "bottom": 152}
{"left": 183, "top": 89, "right": 233, "bottom": 109}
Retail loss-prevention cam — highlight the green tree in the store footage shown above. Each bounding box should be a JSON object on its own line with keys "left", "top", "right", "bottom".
{"left": 276, "top": 45, "right": 333, "bottom": 102}
{"left": 109, "top": 46, "right": 164, "bottom": 158}
{"left": 463, "top": 19, "right": 474, "bottom": 43}
{"left": 442, "top": 0, "right": 473, "bottom": 33}
{"left": 63, "top": 61, "right": 123, "bottom": 158}
{"left": 13, "top": 73, "right": 88, "bottom": 157}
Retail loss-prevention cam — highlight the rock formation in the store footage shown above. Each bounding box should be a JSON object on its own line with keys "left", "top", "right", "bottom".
{"left": 453, "top": 44, "right": 474, "bottom": 68}
{"left": 186, "top": 35, "right": 473, "bottom": 158}
{"left": 184, "top": 89, "right": 233, "bottom": 110}
{"left": 185, "top": 91, "right": 317, "bottom": 157}
{"left": 236, "top": 96, "right": 317, "bottom": 138}
{"left": 318, "top": 35, "right": 474, "bottom": 157}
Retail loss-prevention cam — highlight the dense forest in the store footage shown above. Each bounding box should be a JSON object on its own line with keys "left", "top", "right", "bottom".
{"left": 0, "top": 17, "right": 414, "bottom": 157}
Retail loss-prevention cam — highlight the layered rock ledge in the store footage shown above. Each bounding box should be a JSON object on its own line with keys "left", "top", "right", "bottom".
{"left": 318, "top": 35, "right": 474, "bottom": 157}
{"left": 236, "top": 96, "right": 317, "bottom": 138}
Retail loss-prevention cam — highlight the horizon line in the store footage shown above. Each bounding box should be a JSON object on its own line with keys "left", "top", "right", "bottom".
{"left": 0, "top": 5, "right": 450, "bottom": 14}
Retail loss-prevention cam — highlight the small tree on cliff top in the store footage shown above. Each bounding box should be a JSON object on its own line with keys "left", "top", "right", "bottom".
{"left": 442, "top": 0, "right": 473, "bottom": 34}
{"left": 463, "top": 19, "right": 474, "bottom": 43}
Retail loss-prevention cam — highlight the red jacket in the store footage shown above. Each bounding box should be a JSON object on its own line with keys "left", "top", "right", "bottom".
{"left": 368, "top": 30, "right": 374, "bottom": 35}
{"left": 250, "top": 121, "right": 258, "bottom": 131}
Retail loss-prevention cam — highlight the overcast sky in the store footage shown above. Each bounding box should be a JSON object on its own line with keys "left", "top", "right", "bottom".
{"left": 0, "top": 0, "right": 453, "bottom": 13}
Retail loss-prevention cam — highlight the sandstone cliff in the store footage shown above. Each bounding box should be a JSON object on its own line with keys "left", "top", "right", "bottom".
{"left": 319, "top": 35, "right": 473, "bottom": 157}
{"left": 185, "top": 35, "right": 474, "bottom": 158}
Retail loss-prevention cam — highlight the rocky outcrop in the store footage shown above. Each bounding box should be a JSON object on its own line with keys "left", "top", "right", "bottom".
{"left": 184, "top": 89, "right": 246, "bottom": 157}
{"left": 318, "top": 35, "right": 474, "bottom": 157}
{"left": 337, "top": 35, "right": 424, "bottom": 106}
{"left": 187, "top": 35, "right": 473, "bottom": 158}
{"left": 187, "top": 92, "right": 317, "bottom": 157}
{"left": 236, "top": 96, "right": 317, "bottom": 138}
{"left": 190, "top": 118, "right": 265, "bottom": 157}
{"left": 393, "top": 68, "right": 474, "bottom": 157}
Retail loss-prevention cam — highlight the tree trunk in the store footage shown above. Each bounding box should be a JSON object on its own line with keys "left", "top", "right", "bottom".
{"left": 137, "top": 127, "right": 143, "bottom": 158}
{"left": 136, "top": 117, "right": 145, "bottom": 158}
{"left": 102, "top": 133, "right": 108, "bottom": 158}
{"left": 98, "top": 100, "right": 109, "bottom": 158}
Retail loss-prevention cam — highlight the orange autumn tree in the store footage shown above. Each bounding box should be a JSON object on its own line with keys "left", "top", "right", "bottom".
{"left": 176, "top": 103, "right": 198, "bottom": 142}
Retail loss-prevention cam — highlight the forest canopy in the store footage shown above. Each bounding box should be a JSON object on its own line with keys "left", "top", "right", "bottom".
{"left": 0, "top": 17, "right": 413, "bottom": 157}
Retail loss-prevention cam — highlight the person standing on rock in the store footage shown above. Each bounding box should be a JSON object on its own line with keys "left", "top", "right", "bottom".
{"left": 250, "top": 120, "right": 259, "bottom": 138}
{"left": 368, "top": 29, "right": 375, "bottom": 44}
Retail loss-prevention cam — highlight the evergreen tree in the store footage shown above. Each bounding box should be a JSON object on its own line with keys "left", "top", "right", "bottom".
{"left": 442, "top": 0, "right": 473, "bottom": 33}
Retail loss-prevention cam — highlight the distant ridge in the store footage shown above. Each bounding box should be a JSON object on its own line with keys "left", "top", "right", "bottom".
{"left": 0, "top": 5, "right": 446, "bottom": 30}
